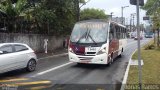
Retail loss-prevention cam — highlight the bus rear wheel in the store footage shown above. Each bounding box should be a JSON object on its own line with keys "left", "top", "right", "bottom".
{"left": 119, "top": 48, "right": 123, "bottom": 58}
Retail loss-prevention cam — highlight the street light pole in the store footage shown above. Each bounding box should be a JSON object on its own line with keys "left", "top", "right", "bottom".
{"left": 121, "top": 7, "right": 124, "bottom": 24}
{"left": 130, "top": 15, "right": 132, "bottom": 32}
{"left": 121, "top": 6, "right": 129, "bottom": 25}
{"left": 136, "top": 0, "right": 142, "bottom": 89}
{"left": 130, "top": 13, "right": 136, "bottom": 32}
{"left": 110, "top": 12, "right": 113, "bottom": 20}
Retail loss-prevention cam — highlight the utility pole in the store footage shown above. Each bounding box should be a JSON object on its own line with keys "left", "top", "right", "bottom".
{"left": 125, "top": 18, "right": 128, "bottom": 25}
{"left": 75, "top": 0, "right": 80, "bottom": 21}
{"left": 130, "top": 15, "right": 132, "bottom": 32}
{"left": 76, "top": 0, "right": 91, "bottom": 21}
{"left": 122, "top": 7, "right": 123, "bottom": 24}
{"left": 130, "top": 13, "right": 136, "bottom": 32}
{"left": 130, "top": 0, "right": 144, "bottom": 89}
{"left": 133, "top": 14, "right": 135, "bottom": 31}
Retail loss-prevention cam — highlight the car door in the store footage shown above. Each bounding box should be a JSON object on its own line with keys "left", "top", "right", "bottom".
{"left": 12, "top": 44, "right": 29, "bottom": 68}
{"left": 0, "top": 45, "right": 15, "bottom": 73}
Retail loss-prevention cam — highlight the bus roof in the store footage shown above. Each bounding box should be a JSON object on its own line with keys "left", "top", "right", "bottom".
{"left": 110, "top": 21, "right": 126, "bottom": 28}
{"left": 76, "top": 19, "right": 126, "bottom": 28}
{"left": 77, "top": 19, "right": 109, "bottom": 23}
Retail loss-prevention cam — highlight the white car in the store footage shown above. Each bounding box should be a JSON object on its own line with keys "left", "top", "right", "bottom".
{"left": 0, "top": 43, "right": 38, "bottom": 74}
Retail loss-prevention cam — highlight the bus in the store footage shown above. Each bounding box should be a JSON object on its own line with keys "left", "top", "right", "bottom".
{"left": 68, "top": 19, "right": 127, "bottom": 65}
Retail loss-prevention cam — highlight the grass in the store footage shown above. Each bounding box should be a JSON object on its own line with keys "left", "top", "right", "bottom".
{"left": 126, "top": 40, "right": 160, "bottom": 89}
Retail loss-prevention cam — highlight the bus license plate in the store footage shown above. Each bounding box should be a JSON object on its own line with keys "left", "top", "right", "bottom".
{"left": 85, "top": 47, "right": 96, "bottom": 52}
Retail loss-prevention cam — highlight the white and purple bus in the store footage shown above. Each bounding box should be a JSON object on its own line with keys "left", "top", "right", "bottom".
{"left": 68, "top": 19, "right": 127, "bottom": 65}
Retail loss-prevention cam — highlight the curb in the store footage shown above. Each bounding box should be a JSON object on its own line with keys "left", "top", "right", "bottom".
{"left": 120, "top": 49, "right": 137, "bottom": 90}
{"left": 38, "top": 53, "right": 68, "bottom": 60}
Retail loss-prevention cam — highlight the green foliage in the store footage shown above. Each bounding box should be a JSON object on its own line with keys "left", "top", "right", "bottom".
{"left": 142, "top": 0, "right": 160, "bottom": 29}
{"left": 0, "top": 0, "right": 29, "bottom": 17}
{"left": 144, "top": 44, "right": 155, "bottom": 50}
{"left": 37, "top": 0, "right": 77, "bottom": 35}
{"left": 0, "top": 0, "right": 92, "bottom": 35}
{"left": 79, "top": 0, "right": 85, "bottom": 3}
{"left": 0, "top": 0, "right": 31, "bottom": 33}
{"left": 80, "top": 8, "right": 107, "bottom": 20}
{"left": 141, "top": 0, "right": 156, "bottom": 15}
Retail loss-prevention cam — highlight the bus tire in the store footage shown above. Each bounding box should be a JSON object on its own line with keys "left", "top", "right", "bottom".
{"left": 119, "top": 48, "right": 123, "bottom": 58}
{"left": 77, "top": 63, "right": 83, "bottom": 66}
{"left": 108, "top": 56, "right": 113, "bottom": 66}
{"left": 119, "top": 53, "right": 122, "bottom": 58}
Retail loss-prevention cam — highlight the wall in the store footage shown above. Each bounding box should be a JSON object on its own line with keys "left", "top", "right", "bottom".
{"left": 0, "top": 33, "right": 64, "bottom": 53}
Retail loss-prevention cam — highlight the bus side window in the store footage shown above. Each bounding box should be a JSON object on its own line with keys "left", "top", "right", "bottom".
{"left": 109, "top": 24, "right": 114, "bottom": 41}
{"left": 120, "top": 27, "right": 122, "bottom": 39}
{"left": 122, "top": 28, "right": 124, "bottom": 39}
{"left": 116, "top": 26, "right": 120, "bottom": 39}
{"left": 125, "top": 29, "right": 127, "bottom": 38}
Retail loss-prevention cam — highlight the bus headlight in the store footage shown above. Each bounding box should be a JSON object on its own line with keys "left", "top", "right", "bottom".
{"left": 69, "top": 47, "right": 74, "bottom": 53}
{"left": 97, "top": 47, "right": 106, "bottom": 55}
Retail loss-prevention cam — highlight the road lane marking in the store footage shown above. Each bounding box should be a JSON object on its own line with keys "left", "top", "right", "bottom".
{"left": 29, "top": 85, "right": 52, "bottom": 90}
{"left": 0, "top": 78, "right": 29, "bottom": 83}
{"left": 32, "top": 62, "right": 73, "bottom": 77}
{"left": 6, "top": 81, "right": 51, "bottom": 86}
{"left": 38, "top": 53, "right": 68, "bottom": 60}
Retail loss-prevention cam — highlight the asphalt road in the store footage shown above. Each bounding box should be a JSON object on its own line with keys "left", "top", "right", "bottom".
{"left": 0, "top": 38, "right": 152, "bottom": 90}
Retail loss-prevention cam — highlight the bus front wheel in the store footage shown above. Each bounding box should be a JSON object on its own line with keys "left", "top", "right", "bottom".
{"left": 108, "top": 56, "right": 113, "bottom": 66}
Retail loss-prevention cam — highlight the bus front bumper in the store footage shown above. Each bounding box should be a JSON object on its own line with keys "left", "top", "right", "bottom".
{"left": 69, "top": 52, "right": 109, "bottom": 64}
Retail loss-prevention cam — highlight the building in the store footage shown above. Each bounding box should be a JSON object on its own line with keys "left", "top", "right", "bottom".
{"left": 112, "top": 17, "right": 125, "bottom": 25}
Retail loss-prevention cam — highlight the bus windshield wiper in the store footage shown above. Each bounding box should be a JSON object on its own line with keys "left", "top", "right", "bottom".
{"left": 87, "top": 30, "right": 97, "bottom": 45}
{"left": 76, "top": 29, "right": 88, "bottom": 44}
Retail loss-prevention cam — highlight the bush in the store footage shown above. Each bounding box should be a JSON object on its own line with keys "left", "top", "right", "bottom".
{"left": 145, "top": 44, "right": 155, "bottom": 50}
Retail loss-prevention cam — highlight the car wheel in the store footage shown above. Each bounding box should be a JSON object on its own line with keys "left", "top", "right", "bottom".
{"left": 26, "top": 59, "right": 36, "bottom": 72}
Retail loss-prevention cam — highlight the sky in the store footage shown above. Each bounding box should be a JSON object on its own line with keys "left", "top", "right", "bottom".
{"left": 81, "top": 0, "right": 148, "bottom": 25}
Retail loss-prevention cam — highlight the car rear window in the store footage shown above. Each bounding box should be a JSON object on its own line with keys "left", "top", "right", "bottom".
{"left": 14, "top": 45, "right": 28, "bottom": 52}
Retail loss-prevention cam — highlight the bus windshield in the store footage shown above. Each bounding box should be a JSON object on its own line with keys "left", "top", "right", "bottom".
{"left": 70, "top": 22, "right": 108, "bottom": 43}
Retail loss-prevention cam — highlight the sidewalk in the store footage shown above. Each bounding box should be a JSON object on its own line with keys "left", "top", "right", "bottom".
{"left": 36, "top": 48, "right": 68, "bottom": 59}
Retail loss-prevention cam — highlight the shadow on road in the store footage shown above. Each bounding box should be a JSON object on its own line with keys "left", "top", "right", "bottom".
{"left": 71, "top": 56, "right": 123, "bottom": 70}
{"left": 0, "top": 69, "right": 29, "bottom": 79}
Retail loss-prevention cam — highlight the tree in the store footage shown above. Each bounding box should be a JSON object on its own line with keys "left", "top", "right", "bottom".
{"left": 32, "top": 0, "right": 77, "bottom": 35}
{"left": 142, "top": 0, "right": 160, "bottom": 47}
{"left": 0, "top": 0, "right": 32, "bottom": 33}
{"left": 80, "top": 8, "right": 108, "bottom": 20}
{"left": 0, "top": 0, "right": 93, "bottom": 35}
